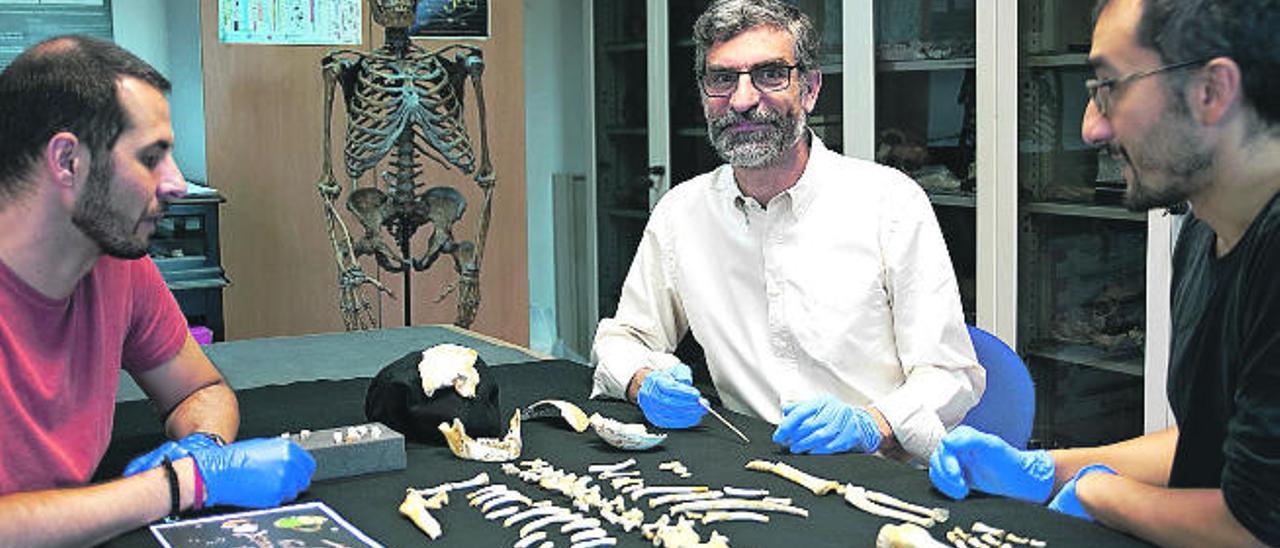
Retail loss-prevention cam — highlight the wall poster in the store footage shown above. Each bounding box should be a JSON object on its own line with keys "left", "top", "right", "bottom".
{"left": 410, "top": 0, "right": 489, "bottom": 40}
{"left": 218, "top": 0, "right": 361, "bottom": 45}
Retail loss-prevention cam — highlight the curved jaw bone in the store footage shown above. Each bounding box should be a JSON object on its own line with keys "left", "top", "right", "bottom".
{"left": 521, "top": 399, "right": 591, "bottom": 432}
{"left": 439, "top": 411, "right": 522, "bottom": 462}
{"left": 588, "top": 413, "right": 667, "bottom": 451}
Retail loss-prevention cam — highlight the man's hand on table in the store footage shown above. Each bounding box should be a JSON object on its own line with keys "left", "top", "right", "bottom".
{"left": 191, "top": 438, "right": 316, "bottom": 509}
{"left": 630, "top": 364, "right": 707, "bottom": 429}
{"left": 772, "top": 396, "right": 883, "bottom": 454}
{"left": 123, "top": 432, "right": 227, "bottom": 477}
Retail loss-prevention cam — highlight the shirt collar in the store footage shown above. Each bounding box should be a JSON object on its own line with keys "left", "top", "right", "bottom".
{"left": 714, "top": 131, "right": 828, "bottom": 220}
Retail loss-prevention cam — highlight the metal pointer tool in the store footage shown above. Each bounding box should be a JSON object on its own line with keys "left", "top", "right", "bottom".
{"left": 700, "top": 398, "right": 750, "bottom": 444}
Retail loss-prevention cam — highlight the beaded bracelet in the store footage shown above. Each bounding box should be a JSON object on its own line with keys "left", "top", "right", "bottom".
{"left": 161, "top": 457, "right": 181, "bottom": 522}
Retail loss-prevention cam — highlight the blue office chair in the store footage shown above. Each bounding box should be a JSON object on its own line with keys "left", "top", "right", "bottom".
{"left": 960, "top": 325, "right": 1035, "bottom": 449}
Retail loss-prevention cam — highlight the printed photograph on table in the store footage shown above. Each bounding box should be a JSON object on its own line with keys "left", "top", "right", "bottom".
{"left": 410, "top": 0, "right": 489, "bottom": 39}
{"left": 150, "top": 501, "right": 383, "bottom": 548}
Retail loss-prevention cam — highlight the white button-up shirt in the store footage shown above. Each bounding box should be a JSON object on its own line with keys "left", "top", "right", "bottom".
{"left": 590, "top": 136, "right": 984, "bottom": 459}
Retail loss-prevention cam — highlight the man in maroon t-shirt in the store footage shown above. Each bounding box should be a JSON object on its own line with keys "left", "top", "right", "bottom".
{"left": 0, "top": 36, "right": 315, "bottom": 545}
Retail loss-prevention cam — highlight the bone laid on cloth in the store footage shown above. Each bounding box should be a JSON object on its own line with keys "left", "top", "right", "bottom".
{"left": 668, "top": 498, "right": 809, "bottom": 518}
{"left": 744, "top": 460, "right": 843, "bottom": 496}
{"left": 877, "top": 522, "right": 952, "bottom": 548}
{"left": 399, "top": 490, "right": 444, "bottom": 539}
{"left": 844, "top": 485, "right": 936, "bottom": 528}
{"left": 522, "top": 399, "right": 591, "bottom": 432}
{"left": 439, "top": 410, "right": 522, "bottom": 462}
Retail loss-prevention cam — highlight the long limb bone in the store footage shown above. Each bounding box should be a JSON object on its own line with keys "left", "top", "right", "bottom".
{"left": 744, "top": 460, "right": 843, "bottom": 496}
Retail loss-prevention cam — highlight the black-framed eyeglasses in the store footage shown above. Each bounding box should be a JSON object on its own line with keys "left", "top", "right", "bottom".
{"left": 1085, "top": 58, "right": 1209, "bottom": 117}
{"left": 700, "top": 64, "right": 801, "bottom": 98}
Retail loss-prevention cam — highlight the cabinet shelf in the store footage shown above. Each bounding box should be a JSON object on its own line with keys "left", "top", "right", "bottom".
{"left": 928, "top": 192, "right": 977, "bottom": 208}
{"left": 877, "top": 58, "right": 975, "bottom": 72}
{"left": 1026, "top": 53, "right": 1090, "bottom": 68}
{"left": 604, "top": 207, "right": 650, "bottom": 220}
{"left": 1027, "top": 341, "right": 1144, "bottom": 377}
{"left": 1024, "top": 201, "right": 1146, "bottom": 222}
{"left": 602, "top": 41, "right": 646, "bottom": 54}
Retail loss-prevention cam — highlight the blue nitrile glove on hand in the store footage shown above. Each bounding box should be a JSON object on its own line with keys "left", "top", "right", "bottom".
{"left": 637, "top": 363, "right": 707, "bottom": 429}
{"left": 1047, "top": 463, "right": 1116, "bottom": 521}
{"left": 190, "top": 437, "right": 316, "bottom": 509}
{"left": 772, "top": 396, "right": 883, "bottom": 454}
{"left": 123, "top": 432, "right": 225, "bottom": 477}
{"left": 929, "top": 425, "right": 1055, "bottom": 502}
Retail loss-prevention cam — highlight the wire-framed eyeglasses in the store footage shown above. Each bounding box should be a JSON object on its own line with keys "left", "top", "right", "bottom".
{"left": 700, "top": 63, "right": 801, "bottom": 98}
{"left": 1085, "top": 58, "right": 1208, "bottom": 117}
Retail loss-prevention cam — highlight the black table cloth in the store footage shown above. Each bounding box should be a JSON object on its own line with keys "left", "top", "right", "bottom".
{"left": 100, "top": 359, "right": 1150, "bottom": 547}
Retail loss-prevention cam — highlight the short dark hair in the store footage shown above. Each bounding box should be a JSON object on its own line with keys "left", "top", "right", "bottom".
{"left": 1094, "top": 0, "right": 1280, "bottom": 128}
{"left": 692, "top": 0, "right": 820, "bottom": 84}
{"left": 0, "top": 35, "right": 170, "bottom": 201}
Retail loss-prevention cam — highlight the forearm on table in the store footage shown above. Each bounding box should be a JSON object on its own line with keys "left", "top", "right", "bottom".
{"left": 164, "top": 380, "right": 239, "bottom": 442}
{"left": 0, "top": 458, "right": 199, "bottom": 546}
{"left": 1078, "top": 474, "right": 1265, "bottom": 547}
{"left": 1049, "top": 427, "right": 1177, "bottom": 488}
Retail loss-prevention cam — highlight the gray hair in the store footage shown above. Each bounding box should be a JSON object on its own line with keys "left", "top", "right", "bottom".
{"left": 692, "top": 0, "right": 820, "bottom": 80}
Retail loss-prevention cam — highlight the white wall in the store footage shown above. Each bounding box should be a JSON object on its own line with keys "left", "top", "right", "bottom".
{"left": 111, "top": 0, "right": 208, "bottom": 183}
{"left": 523, "top": 0, "right": 590, "bottom": 356}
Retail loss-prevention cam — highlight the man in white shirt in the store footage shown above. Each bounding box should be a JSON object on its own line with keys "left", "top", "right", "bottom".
{"left": 590, "top": 0, "right": 983, "bottom": 461}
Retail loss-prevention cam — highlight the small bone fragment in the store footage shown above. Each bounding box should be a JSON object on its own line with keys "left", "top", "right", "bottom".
{"left": 701, "top": 510, "right": 769, "bottom": 524}
{"left": 522, "top": 399, "right": 591, "bottom": 432}
{"left": 669, "top": 498, "right": 809, "bottom": 518}
{"left": 520, "top": 513, "right": 581, "bottom": 538}
{"left": 415, "top": 472, "right": 491, "bottom": 497}
{"left": 514, "top": 531, "right": 546, "bottom": 548}
{"left": 649, "top": 490, "right": 724, "bottom": 508}
{"left": 876, "top": 522, "right": 952, "bottom": 548}
{"left": 745, "top": 460, "right": 843, "bottom": 496}
{"left": 399, "top": 490, "right": 443, "bottom": 540}
{"left": 570, "top": 528, "right": 608, "bottom": 543}
{"left": 844, "top": 485, "right": 936, "bottom": 528}
{"left": 629, "top": 485, "right": 708, "bottom": 501}
{"left": 588, "top": 458, "right": 637, "bottom": 474}
{"left": 561, "top": 517, "right": 602, "bottom": 533}
{"left": 482, "top": 492, "right": 533, "bottom": 513}
{"left": 863, "top": 487, "right": 950, "bottom": 523}
{"left": 485, "top": 505, "right": 522, "bottom": 521}
{"left": 503, "top": 505, "right": 570, "bottom": 528}
{"left": 722, "top": 486, "right": 769, "bottom": 498}
{"left": 971, "top": 522, "right": 1004, "bottom": 535}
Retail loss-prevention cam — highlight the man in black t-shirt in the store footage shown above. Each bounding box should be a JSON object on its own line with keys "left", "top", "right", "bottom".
{"left": 927, "top": 0, "right": 1280, "bottom": 545}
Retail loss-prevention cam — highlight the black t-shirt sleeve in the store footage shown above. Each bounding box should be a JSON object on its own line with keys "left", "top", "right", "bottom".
{"left": 1220, "top": 220, "right": 1280, "bottom": 545}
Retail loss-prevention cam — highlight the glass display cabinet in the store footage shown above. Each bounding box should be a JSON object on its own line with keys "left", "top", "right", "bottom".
{"left": 148, "top": 191, "right": 229, "bottom": 342}
{"left": 874, "top": 0, "right": 978, "bottom": 323}
{"left": 586, "top": 0, "right": 1177, "bottom": 445}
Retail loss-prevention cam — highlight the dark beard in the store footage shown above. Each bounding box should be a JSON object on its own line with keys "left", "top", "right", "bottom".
{"left": 1120, "top": 90, "right": 1213, "bottom": 212}
{"left": 705, "top": 104, "right": 806, "bottom": 168}
{"left": 71, "top": 154, "right": 151, "bottom": 259}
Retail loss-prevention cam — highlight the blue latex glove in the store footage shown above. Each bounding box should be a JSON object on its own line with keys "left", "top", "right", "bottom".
{"left": 929, "top": 425, "right": 1055, "bottom": 503}
{"left": 123, "top": 432, "right": 225, "bottom": 477}
{"left": 190, "top": 437, "right": 316, "bottom": 509}
{"left": 772, "top": 396, "right": 882, "bottom": 454}
{"left": 1048, "top": 463, "right": 1116, "bottom": 521}
{"left": 637, "top": 364, "right": 706, "bottom": 429}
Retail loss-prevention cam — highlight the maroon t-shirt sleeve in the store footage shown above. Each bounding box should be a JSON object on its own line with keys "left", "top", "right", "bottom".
{"left": 121, "top": 257, "right": 189, "bottom": 373}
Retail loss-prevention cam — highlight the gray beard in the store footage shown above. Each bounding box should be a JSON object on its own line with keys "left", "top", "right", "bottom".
{"left": 706, "top": 106, "right": 807, "bottom": 168}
